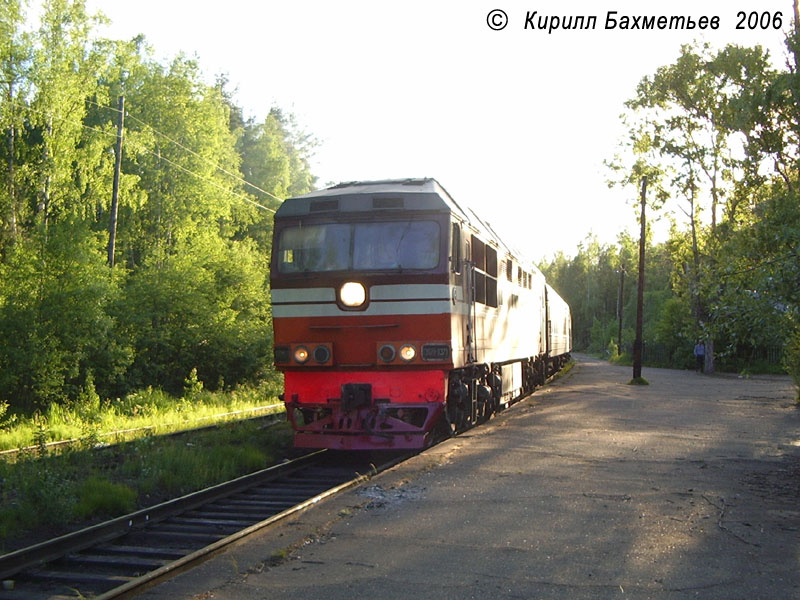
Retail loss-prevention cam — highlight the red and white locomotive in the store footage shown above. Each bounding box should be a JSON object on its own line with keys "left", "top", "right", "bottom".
{"left": 270, "top": 179, "right": 571, "bottom": 451}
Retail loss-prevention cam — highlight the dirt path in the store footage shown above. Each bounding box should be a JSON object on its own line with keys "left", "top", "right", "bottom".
{"left": 144, "top": 355, "right": 800, "bottom": 600}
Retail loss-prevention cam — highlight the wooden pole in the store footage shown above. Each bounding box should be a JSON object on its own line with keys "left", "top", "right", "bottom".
{"left": 108, "top": 95, "right": 124, "bottom": 267}
{"left": 633, "top": 176, "right": 647, "bottom": 380}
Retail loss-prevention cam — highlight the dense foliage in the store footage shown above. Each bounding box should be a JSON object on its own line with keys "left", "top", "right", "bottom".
{"left": 0, "top": 0, "right": 316, "bottom": 414}
{"left": 543, "top": 21, "right": 800, "bottom": 393}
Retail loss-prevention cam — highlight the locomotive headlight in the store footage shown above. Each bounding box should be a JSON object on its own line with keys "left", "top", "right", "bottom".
{"left": 293, "top": 345, "right": 310, "bottom": 364}
{"left": 340, "top": 281, "right": 366, "bottom": 307}
{"left": 399, "top": 344, "right": 417, "bottom": 362}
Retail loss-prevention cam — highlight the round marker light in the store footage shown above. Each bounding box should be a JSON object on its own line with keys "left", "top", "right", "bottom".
{"left": 399, "top": 344, "right": 417, "bottom": 362}
{"left": 313, "top": 345, "right": 331, "bottom": 364}
{"left": 379, "top": 344, "right": 396, "bottom": 363}
{"left": 293, "top": 346, "right": 310, "bottom": 364}
{"left": 340, "top": 281, "right": 367, "bottom": 307}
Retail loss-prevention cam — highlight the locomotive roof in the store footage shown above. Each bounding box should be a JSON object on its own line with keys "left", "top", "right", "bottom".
{"left": 275, "top": 178, "right": 472, "bottom": 221}
{"left": 276, "top": 178, "right": 538, "bottom": 273}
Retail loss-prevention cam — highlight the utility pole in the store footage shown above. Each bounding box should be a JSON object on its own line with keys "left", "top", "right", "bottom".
{"left": 108, "top": 95, "right": 124, "bottom": 267}
{"left": 633, "top": 176, "right": 647, "bottom": 380}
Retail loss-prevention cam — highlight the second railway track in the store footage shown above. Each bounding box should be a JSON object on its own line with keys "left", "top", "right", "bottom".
{"left": 0, "top": 449, "right": 409, "bottom": 600}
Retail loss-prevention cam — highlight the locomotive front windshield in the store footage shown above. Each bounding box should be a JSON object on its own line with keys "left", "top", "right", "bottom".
{"left": 277, "top": 220, "right": 440, "bottom": 273}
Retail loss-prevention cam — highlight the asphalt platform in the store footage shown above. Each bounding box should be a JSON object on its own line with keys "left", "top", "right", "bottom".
{"left": 141, "top": 355, "right": 800, "bottom": 600}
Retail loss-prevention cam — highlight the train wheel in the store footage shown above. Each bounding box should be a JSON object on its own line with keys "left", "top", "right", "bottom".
{"left": 432, "top": 413, "right": 454, "bottom": 441}
{"left": 445, "top": 397, "right": 467, "bottom": 435}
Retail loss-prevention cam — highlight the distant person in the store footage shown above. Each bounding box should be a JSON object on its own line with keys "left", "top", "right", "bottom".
{"left": 694, "top": 340, "right": 705, "bottom": 373}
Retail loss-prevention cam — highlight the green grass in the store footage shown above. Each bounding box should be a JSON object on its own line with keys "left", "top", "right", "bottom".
{"left": 75, "top": 477, "right": 137, "bottom": 519}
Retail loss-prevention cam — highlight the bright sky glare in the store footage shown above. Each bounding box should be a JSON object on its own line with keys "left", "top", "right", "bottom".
{"left": 73, "top": 0, "right": 790, "bottom": 261}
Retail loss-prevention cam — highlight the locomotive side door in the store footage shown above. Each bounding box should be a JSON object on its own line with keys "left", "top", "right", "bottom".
{"left": 450, "top": 221, "right": 476, "bottom": 366}
{"left": 465, "top": 252, "right": 476, "bottom": 364}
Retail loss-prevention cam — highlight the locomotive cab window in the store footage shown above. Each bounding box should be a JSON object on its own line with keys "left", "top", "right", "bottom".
{"left": 277, "top": 221, "right": 440, "bottom": 273}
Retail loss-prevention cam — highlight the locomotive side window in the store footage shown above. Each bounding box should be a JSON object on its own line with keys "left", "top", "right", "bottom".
{"left": 485, "top": 246, "right": 498, "bottom": 307}
{"left": 474, "top": 271, "right": 486, "bottom": 304}
{"left": 485, "top": 276, "right": 497, "bottom": 308}
{"left": 277, "top": 221, "right": 440, "bottom": 273}
{"left": 469, "top": 235, "right": 498, "bottom": 308}
{"left": 471, "top": 235, "right": 485, "bottom": 270}
{"left": 451, "top": 223, "right": 461, "bottom": 273}
{"left": 485, "top": 246, "right": 497, "bottom": 278}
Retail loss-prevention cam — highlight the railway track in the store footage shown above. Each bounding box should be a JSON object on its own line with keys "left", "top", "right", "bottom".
{"left": 0, "top": 449, "right": 407, "bottom": 599}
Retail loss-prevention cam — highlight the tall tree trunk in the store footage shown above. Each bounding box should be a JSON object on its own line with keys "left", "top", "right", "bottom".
{"left": 793, "top": 0, "right": 800, "bottom": 73}
{"left": 38, "top": 117, "right": 53, "bottom": 239}
{"left": 4, "top": 83, "right": 17, "bottom": 244}
{"left": 794, "top": 0, "right": 800, "bottom": 186}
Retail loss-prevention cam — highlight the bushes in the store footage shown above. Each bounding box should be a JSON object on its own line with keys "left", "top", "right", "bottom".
{"left": 0, "top": 226, "right": 131, "bottom": 413}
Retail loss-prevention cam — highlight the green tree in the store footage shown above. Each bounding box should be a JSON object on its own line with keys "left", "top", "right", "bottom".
{"left": 120, "top": 232, "right": 271, "bottom": 394}
{"left": 235, "top": 106, "right": 317, "bottom": 253}
{"left": 28, "top": 0, "right": 106, "bottom": 229}
{"left": 613, "top": 42, "right": 778, "bottom": 373}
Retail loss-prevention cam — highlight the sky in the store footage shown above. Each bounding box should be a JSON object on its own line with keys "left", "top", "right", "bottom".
{"left": 70, "top": 0, "right": 791, "bottom": 261}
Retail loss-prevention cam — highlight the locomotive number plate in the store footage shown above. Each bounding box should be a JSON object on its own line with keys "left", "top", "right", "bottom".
{"left": 422, "top": 344, "right": 451, "bottom": 361}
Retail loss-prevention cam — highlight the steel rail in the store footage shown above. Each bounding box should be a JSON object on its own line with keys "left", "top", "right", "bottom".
{"left": 96, "top": 457, "right": 407, "bottom": 600}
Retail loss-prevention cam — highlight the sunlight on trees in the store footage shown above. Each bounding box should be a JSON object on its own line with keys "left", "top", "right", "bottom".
{"left": 551, "top": 20, "right": 800, "bottom": 390}
{"left": 0, "top": 0, "right": 316, "bottom": 414}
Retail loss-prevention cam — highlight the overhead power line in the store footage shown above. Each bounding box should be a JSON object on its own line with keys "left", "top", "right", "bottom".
{"left": 19, "top": 99, "right": 279, "bottom": 214}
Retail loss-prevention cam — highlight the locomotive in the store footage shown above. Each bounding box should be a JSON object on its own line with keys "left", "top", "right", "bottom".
{"left": 270, "top": 179, "right": 571, "bottom": 451}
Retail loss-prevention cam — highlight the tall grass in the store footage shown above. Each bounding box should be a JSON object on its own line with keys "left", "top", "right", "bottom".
{"left": 0, "top": 376, "right": 283, "bottom": 453}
